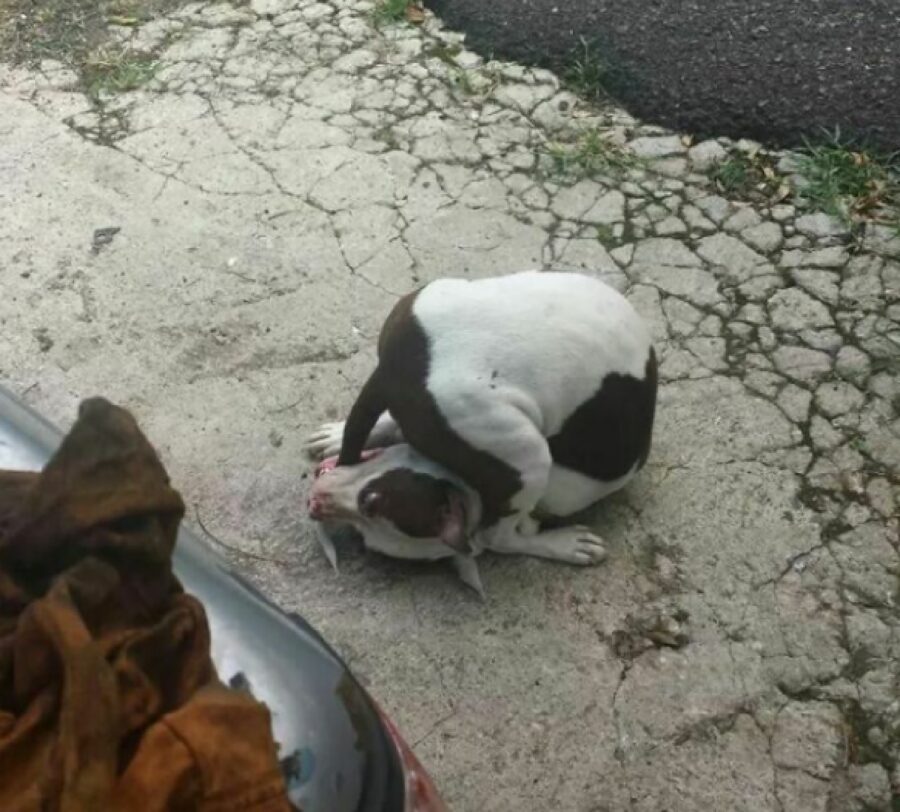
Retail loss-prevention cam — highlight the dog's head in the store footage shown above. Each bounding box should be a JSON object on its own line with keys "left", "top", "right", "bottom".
{"left": 308, "top": 445, "right": 481, "bottom": 560}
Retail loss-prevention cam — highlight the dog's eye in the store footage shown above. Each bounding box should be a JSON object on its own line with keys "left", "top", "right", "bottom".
{"left": 359, "top": 491, "right": 381, "bottom": 518}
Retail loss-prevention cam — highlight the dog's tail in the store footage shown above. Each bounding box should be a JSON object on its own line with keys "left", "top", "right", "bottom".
{"left": 338, "top": 370, "right": 386, "bottom": 465}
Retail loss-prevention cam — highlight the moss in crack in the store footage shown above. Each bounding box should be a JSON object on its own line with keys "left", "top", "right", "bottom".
{"left": 841, "top": 698, "right": 899, "bottom": 774}
{"left": 423, "top": 42, "right": 461, "bottom": 65}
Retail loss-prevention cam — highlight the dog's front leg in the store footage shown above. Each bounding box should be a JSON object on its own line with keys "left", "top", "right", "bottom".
{"left": 483, "top": 515, "right": 607, "bottom": 566}
{"left": 305, "top": 412, "right": 403, "bottom": 460}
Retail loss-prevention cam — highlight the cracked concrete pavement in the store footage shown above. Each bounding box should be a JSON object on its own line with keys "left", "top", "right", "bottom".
{"left": 1, "top": 1, "right": 899, "bottom": 809}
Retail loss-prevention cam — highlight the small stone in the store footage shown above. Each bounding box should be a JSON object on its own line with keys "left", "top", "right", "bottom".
{"left": 493, "top": 82, "right": 555, "bottom": 113}
{"left": 769, "top": 288, "right": 833, "bottom": 331}
{"left": 628, "top": 135, "right": 686, "bottom": 159}
{"left": 847, "top": 763, "right": 892, "bottom": 812}
{"left": 772, "top": 345, "right": 833, "bottom": 381}
{"left": 301, "top": 2, "right": 334, "bottom": 20}
{"left": 795, "top": 212, "right": 849, "bottom": 240}
{"left": 777, "top": 383, "right": 812, "bottom": 422}
{"left": 835, "top": 346, "right": 871, "bottom": 384}
{"left": 696, "top": 233, "right": 767, "bottom": 281}
{"left": 610, "top": 243, "right": 634, "bottom": 266}
{"left": 723, "top": 207, "right": 761, "bottom": 233}
{"left": 631, "top": 237, "right": 702, "bottom": 267}
{"left": 643, "top": 203, "right": 669, "bottom": 223}
{"left": 687, "top": 139, "right": 727, "bottom": 170}
{"left": 801, "top": 246, "right": 850, "bottom": 268}
{"left": 583, "top": 191, "right": 626, "bottom": 225}
{"left": 742, "top": 222, "right": 783, "bottom": 254}
{"left": 737, "top": 303, "right": 766, "bottom": 324}
{"left": 778, "top": 249, "right": 806, "bottom": 268}
{"left": 841, "top": 270, "right": 884, "bottom": 310}
{"left": 550, "top": 181, "right": 600, "bottom": 221}
{"left": 790, "top": 269, "right": 840, "bottom": 305}
{"left": 810, "top": 415, "right": 843, "bottom": 451}
{"left": 757, "top": 326, "right": 777, "bottom": 350}
{"left": 655, "top": 216, "right": 687, "bottom": 236}
{"left": 738, "top": 274, "right": 784, "bottom": 300}
{"left": 770, "top": 204, "right": 796, "bottom": 222}
{"left": 686, "top": 337, "right": 727, "bottom": 371}
{"left": 454, "top": 50, "right": 482, "bottom": 69}
{"left": 662, "top": 195, "right": 681, "bottom": 213}
{"left": 866, "top": 478, "right": 896, "bottom": 517}
{"left": 694, "top": 195, "right": 731, "bottom": 224}
{"left": 776, "top": 153, "right": 802, "bottom": 174}
{"left": 663, "top": 298, "right": 703, "bottom": 336}
{"left": 772, "top": 702, "right": 843, "bottom": 779}
{"left": 651, "top": 157, "right": 689, "bottom": 178}
{"left": 815, "top": 381, "right": 866, "bottom": 417}
{"left": 799, "top": 328, "right": 843, "bottom": 352}
{"left": 682, "top": 204, "right": 716, "bottom": 233}
{"left": 735, "top": 138, "right": 763, "bottom": 154}
{"left": 532, "top": 93, "right": 578, "bottom": 131}
{"left": 862, "top": 223, "right": 900, "bottom": 258}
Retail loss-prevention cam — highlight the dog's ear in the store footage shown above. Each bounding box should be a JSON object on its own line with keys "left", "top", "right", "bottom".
{"left": 439, "top": 489, "right": 470, "bottom": 554}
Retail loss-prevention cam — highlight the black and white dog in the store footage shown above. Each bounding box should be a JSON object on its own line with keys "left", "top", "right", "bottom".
{"left": 306, "top": 271, "right": 657, "bottom": 593}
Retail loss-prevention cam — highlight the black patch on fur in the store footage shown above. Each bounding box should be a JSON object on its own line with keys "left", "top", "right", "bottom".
{"left": 339, "top": 289, "right": 522, "bottom": 528}
{"left": 548, "top": 348, "right": 658, "bottom": 481}
{"left": 359, "top": 468, "right": 453, "bottom": 538}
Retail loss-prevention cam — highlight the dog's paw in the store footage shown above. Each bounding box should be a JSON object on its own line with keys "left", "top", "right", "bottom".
{"left": 304, "top": 421, "right": 345, "bottom": 459}
{"left": 546, "top": 526, "right": 607, "bottom": 566}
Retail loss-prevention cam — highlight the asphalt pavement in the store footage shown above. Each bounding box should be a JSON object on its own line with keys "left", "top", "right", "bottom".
{"left": 427, "top": 0, "right": 900, "bottom": 150}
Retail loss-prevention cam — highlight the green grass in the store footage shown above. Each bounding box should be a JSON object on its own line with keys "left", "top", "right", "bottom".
{"left": 710, "top": 155, "right": 753, "bottom": 194}
{"left": 371, "top": 0, "right": 411, "bottom": 26}
{"left": 83, "top": 47, "right": 157, "bottom": 98}
{"left": 795, "top": 131, "right": 900, "bottom": 227}
{"left": 564, "top": 37, "right": 608, "bottom": 100}
{"left": 542, "top": 130, "right": 637, "bottom": 178}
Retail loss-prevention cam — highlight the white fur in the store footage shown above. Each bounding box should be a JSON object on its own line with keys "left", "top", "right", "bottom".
{"left": 540, "top": 461, "right": 639, "bottom": 517}
{"left": 415, "top": 272, "right": 650, "bottom": 438}
{"left": 413, "top": 272, "right": 650, "bottom": 520}
{"left": 307, "top": 271, "right": 653, "bottom": 581}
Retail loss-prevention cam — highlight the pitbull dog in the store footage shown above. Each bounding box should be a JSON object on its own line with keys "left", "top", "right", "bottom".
{"left": 306, "top": 271, "right": 657, "bottom": 592}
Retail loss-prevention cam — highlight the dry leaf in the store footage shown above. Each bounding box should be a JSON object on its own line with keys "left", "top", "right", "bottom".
{"left": 772, "top": 182, "right": 791, "bottom": 203}
{"left": 405, "top": 4, "right": 425, "bottom": 23}
{"left": 108, "top": 15, "right": 139, "bottom": 25}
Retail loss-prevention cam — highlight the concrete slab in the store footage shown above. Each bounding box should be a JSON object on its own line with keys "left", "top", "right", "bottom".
{"left": 1, "top": 2, "right": 897, "bottom": 809}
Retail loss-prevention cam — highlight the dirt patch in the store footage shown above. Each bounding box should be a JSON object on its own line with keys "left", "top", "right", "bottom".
{"left": 0, "top": 0, "right": 187, "bottom": 77}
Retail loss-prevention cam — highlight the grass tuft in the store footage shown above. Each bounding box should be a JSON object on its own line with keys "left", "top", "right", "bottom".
{"left": 83, "top": 47, "right": 157, "bottom": 98}
{"left": 542, "top": 130, "right": 637, "bottom": 178}
{"left": 371, "top": 0, "right": 411, "bottom": 26}
{"left": 795, "top": 130, "right": 899, "bottom": 227}
{"left": 564, "top": 37, "right": 609, "bottom": 100}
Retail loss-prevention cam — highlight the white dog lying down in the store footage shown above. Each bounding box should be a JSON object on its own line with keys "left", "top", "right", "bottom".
{"left": 305, "top": 270, "right": 657, "bottom": 594}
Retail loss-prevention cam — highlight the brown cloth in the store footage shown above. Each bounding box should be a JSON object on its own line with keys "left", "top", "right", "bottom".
{"left": 0, "top": 398, "right": 293, "bottom": 812}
